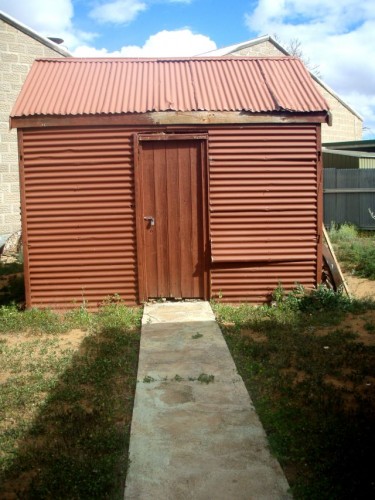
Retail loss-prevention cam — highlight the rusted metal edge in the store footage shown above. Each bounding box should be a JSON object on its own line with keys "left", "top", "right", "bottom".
{"left": 316, "top": 125, "right": 323, "bottom": 286}
{"left": 17, "top": 129, "right": 31, "bottom": 308}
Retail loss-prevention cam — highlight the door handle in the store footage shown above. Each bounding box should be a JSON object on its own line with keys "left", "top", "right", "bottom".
{"left": 144, "top": 216, "right": 155, "bottom": 226}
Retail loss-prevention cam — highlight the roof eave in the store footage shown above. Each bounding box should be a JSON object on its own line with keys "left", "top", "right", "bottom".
{"left": 10, "top": 110, "right": 329, "bottom": 130}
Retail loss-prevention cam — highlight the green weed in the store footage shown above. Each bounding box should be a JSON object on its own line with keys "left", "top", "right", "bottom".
{"left": 192, "top": 332, "right": 203, "bottom": 339}
{"left": 364, "top": 321, "right": 375, "bottom": 333}
{"left": 328, "top": 223, "right": 375, "bottom": 279}
{"left": 197, "top": 373, "right": 215, "bottom": 384}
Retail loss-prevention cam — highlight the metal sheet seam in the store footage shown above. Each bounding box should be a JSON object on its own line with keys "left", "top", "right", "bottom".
{"left": 256, "top": 60, "right": 280, "bottom": 111}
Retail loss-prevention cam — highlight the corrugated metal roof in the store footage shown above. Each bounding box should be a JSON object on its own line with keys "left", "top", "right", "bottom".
{"left": 200, "top": 36, "right": 361, "bottom": 121}
{"left": 11, "top": 57, "right": 329, "bottom": 118}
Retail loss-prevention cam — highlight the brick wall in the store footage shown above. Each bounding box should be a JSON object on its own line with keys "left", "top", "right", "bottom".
{"left": 232, "top": 41, "right": 363, "bottom": 143}
{"left": 0, "top": 19, "right": 67, "bottom": 241}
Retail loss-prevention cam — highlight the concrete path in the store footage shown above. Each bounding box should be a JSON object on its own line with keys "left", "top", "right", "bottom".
{"left": 125, "top": 302, "right": 291, "bottom": 500}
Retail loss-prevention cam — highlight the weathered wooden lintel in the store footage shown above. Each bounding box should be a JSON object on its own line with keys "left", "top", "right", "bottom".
{"left": 10, "top": 111, "right": 328, "bottom": 129}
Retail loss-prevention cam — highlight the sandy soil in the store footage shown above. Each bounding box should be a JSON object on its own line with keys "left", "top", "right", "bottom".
{"left": 343, "top": 273, "right": 375, "bottom": 300}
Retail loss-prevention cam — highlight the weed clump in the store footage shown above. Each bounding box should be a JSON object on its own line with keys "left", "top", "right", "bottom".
{"left": 329, "top": 223, "right": 375, "bottom": 279}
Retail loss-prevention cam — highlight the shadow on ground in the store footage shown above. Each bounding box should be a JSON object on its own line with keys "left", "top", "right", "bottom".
{"left": 0, "top": 325, "right": 140, "bottom": 499}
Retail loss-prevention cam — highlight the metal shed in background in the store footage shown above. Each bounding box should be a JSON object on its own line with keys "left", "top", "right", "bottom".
{"left": 323, "top": 149, "right": 375, "bottom": 169}
{"left": 10, "top": 57, "right": 329, "bottom": 309}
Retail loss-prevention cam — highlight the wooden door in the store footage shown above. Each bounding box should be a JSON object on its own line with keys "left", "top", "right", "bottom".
{"left": 135, "top": 135, "right": 208, "bottom": 301}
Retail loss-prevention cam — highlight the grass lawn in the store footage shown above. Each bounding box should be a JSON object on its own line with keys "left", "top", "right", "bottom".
{"left": 213, "top": 287, "right": 375, "bottom": 500}
{"left": 1, "top": 257, "right": 375, "bottom": 499}
{"left": 0, "top": 300, "right": 141, "bottom": 499}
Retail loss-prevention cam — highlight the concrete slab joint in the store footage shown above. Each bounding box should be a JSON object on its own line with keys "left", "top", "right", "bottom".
{"left": 125, "top": 301, "right": 291, "bottom": 500}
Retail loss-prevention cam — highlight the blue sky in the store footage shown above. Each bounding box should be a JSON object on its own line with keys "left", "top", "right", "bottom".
{"left": 1, "top": 0, "right": 375, "bottom": 136}
{"left": 75, "top": 0, "right": 254, "bottom": 52}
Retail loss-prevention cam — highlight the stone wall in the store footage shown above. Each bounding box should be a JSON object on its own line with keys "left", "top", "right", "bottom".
{"left": 233, "top": 40, "right": 283, "bottom": 57}
{"left": 0, "top": 18, "right": 67, "bottom": 242}
{"left": 315, "top": 83, "right": 362, "bottom": 143}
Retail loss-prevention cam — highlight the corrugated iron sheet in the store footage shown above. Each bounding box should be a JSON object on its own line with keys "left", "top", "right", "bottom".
{"left": 11, "top": 57, "right": 328, "bottom": 118}
{"left": 21, "top": 126, "right": 138, "bottom": 309}
{"left": 209, "top": 125, "right": 319, "bottom": 301}
{"left": 20, "top": 123, "right": 321, "bottom": 308}
{"left": 211, "top": 262, "right": 317, "bottom": 302}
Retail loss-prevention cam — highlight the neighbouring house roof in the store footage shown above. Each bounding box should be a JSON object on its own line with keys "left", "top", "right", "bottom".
{"left": 0, "top": 10, "right": 71, "bottom": 57}
{"left": 323, "top": 140, "right": 375, "bottom": 152}
{"left": 201, "top": 35, "right": 362, "bottom": 121}
{"left": 323, "top": 148, "right": 375, "bottom": 159}
{"left": 10, "top": 57, "right": 329, "bottom": 120}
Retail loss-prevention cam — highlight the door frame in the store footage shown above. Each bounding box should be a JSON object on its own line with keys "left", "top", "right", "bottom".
{"left": 134, "top": 133, "right": 210, "bottom": 303}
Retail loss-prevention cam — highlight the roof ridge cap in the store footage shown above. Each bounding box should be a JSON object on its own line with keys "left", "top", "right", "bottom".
{"left": 34, "top": 55, "right": 299, "bottom": 63}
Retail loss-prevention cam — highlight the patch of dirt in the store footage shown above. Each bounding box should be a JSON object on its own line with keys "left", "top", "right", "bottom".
{"left": 281, "top": 368, "right": 306, "bottom": 384}
{"left": 0, "top": 371, "right": 13, "bottom": 384}
{"left": 59, "top": 329, "right": 89, "bottom": 349}
{"left": 240, "top": 329, "right": 268, "bottom": 343}
{"left": 344, "top": 272, "right": 375, "bottom": 300}
{"left": 318, "top": 310, "right": 375, "bottom": 346}
{"left": 221, "top": 321, "right": 235, "bottom": 328}
{"left": 0, "top": 329, "right": 87, "bottom": 347}
{"left": 324, "top": 375, "right": 354, "bottom": 391}
{"left": 0, "top": 333, "right": 30, "bottom": 346}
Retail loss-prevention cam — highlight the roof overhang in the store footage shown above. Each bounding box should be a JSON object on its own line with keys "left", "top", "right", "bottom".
{"left": 10, "top": 110, "right": 329, "bottom": 129}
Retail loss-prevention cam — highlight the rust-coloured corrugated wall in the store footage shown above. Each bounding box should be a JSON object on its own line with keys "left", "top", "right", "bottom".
{"left": 20, "top": 126, "right": 138, "bottom": 309}
{"left": 19, "top": 123, "right": 321, "bottom": 308}
{"left": 209, "top": 125, "right": 320, "bottom": 302}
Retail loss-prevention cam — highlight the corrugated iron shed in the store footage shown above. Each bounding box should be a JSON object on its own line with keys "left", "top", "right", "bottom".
{"left": 12, "top": 56, "right": 327, "bottom": 309}
{"left": 11, "top": 57, "right": 329, "bottom": 119}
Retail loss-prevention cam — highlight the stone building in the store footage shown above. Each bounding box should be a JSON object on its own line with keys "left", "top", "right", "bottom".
{"left": 202, "top": 35, "right": 363, "bottom": 144}
{"left": 0, "top": 11, "right": 70, "bottom": 245}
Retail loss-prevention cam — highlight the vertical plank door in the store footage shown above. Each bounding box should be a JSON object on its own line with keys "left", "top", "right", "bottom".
{"left": 136, "top": 136, "right": 207, "bottom": 300}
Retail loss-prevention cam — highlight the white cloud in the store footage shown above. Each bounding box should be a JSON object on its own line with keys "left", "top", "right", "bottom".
{"left": 0, "top": 0, "right": 73, "bottom": 33}
{"left": 73, "top": 28, "right": 216, "bottom": 57}
{"left": 89, "top": 0, "right": 146, "bottom": 24}
{"left": 245, "top": 0, "right": 375, "bottom": 135}
{"left": 0, "top": 0, "right": 96, "bottom": 50}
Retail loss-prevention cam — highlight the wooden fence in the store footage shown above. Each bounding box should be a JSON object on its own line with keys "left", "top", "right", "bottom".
{"left": 324, "top": 168, "right": 375, "bottom": 230}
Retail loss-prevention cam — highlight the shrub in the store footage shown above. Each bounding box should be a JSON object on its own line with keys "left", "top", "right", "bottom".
{"left": 328, "top": 223, "right": 375, "bottom": 280}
